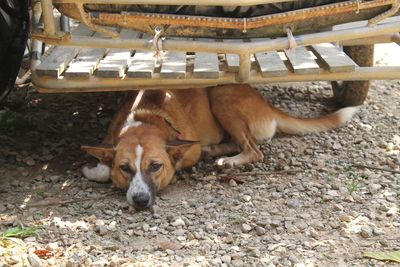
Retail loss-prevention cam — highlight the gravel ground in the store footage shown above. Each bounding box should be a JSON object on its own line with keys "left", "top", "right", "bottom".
{"left": 0, "top": 47, "right": 399, "bottom": 266}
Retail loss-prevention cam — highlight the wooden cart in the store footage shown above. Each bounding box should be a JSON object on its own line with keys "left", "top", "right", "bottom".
{"left": 31, "top": 0, "right": 400, "bottom": 106}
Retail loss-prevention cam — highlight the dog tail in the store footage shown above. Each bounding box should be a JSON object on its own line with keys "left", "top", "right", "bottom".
{"left": 274, "top": 106, "right": 359, "bottom": 135}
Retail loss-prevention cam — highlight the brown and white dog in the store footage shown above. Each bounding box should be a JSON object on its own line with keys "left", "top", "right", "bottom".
{"left": 82, "top": 84, "right": 358, "bottom": 209}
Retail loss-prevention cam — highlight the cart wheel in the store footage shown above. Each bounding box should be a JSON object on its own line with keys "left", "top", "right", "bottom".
{"left": 331, "top": 45, "right": 374, "bottom": 107}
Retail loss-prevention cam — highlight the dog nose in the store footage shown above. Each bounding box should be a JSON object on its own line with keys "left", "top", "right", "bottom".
{"left": 131, "top": 193, "right": 151, "bottom": 209}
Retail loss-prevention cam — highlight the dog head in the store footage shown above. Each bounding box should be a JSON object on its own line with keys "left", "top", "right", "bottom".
{"left": 82, "top": 126, "right": 197, "bottom": 209}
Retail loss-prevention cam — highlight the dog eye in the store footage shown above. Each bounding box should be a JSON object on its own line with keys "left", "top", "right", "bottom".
{"left": 119, "top": 164, "right": 131, "bottom": 173}
{"left": 149, "top": 162, "right": 162, "bottom": 172}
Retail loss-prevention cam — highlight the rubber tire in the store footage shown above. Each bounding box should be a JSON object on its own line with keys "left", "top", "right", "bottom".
{"left": 0, "top": 0, "right": 29, "bottom": 103}
{"left": 331, "top": 45, "right": 374, "bottom": 107}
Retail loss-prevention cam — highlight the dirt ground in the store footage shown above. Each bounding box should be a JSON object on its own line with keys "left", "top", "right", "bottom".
{"left": 0, "top": 46, "right": 399, "bottom": 266}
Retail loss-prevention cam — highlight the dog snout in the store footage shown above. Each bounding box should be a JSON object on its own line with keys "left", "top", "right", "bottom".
{"left": 130, "top": 192, "right": 152, "bottom": 209}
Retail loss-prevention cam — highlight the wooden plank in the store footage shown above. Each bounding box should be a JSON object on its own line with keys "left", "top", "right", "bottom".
{"left": 71, "top": 23, "right": 94, "bottom": 36}
{"left": 36, "top": 47, "right": 80, "bottom": 77}
{"left": 64, "top": 48, "right": 108, "bottom": 77}
{"left": 223, "top": 39, "right": 240, "bottom": 72}
{"left": 311, "top": 43, "right": 356, "bottom": 72}
{"left": 96, "top": 29, "right": 140, "bottom": 78}
{"left": 36, "top": 24, "right": 94, "bottom": 77}
{"left": 126, "top": 51, "right": 155, "bottom": 78}
{"left": 64, "top": 32, "right": 108, "bottom": 77}
{"left": 160, "top": 51, "right": 187, "bottom": 79}
{"left": 255, "top": 51, "right": 288, "bottom": 77}
{"left": 285, "top": 47, "right": 321, "bottom": 74}
{"left": 193, "top": 52, "right": 219, "bottom": 78}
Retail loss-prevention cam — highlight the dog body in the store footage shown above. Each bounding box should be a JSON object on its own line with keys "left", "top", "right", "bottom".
{"left": 82, "top": 84, "right": 358, "bottom": 208}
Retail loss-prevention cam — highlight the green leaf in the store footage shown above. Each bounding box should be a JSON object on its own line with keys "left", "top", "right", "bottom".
{"left": 364, "top": 251, "right": 400, "bottom": 263}
{"left": 0, "top": 226, "right": 39, "bottom": 238}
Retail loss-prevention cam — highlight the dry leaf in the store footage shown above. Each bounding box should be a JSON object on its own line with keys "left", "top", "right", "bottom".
{"left": 34, "top": 249, "right": 53, "bottom": 259}
{"left": 364, "top": 250, "right": 400, "bottom": 263}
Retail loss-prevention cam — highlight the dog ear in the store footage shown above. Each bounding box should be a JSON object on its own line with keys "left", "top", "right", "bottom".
{"left": 166, "top": 140, "right": 199, "bottom": 167}
{"left": 81, "top": 145, "right": 115, "bottom": 166}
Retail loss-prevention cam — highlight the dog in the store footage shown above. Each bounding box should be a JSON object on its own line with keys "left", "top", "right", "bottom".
{"left": 82, "top": 84, "right": 358, "bottom": 209}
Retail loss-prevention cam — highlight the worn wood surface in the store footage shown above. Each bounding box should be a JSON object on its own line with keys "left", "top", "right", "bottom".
{"left": 311, "top": 43, "right": 356, "bottom": 72}
{"left": 127, "top": 51, "right": 155, "bottom": 78}
{"left": 96, "top": 29, "right": 140, "bottom": 77}
{"left": 36, "top": 24, "right": 94, "bottom": 77}
{"left": 160, "top": 51, "right": 187, "bottom": 79}
{"left": 285, "top": 47, "right": 321, "bottom": 74}
{"left": 255, "top": 51, "right": 288, "bottom": 77}
{"left": 193, "top": 52, "right": 219, "bottom": 78}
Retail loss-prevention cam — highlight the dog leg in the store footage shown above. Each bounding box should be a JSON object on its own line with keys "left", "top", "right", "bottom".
{"left": 212, "top": 119, "right": 263, "bottom": 167}
{"left": 202, "top": 143, "right": 240, "bottom": 159}
{"left": 82, "top": 163, "right": 111, "bottom": 183}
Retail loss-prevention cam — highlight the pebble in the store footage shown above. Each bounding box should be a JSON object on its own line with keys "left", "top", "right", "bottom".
{"left": 172, "top": 218, "right": 186, "bottom": 227}
{"left": 95, "top": 220, "right": 108, "bottom": 236}
{"left": 142, "top": 223, "right": 150, "bottom": 232}
{"left": 46, "top": 242, "right": 59, "bottom": 250}
{"left": 232, "top": 259, "right": 244, "bottom": 266}
{"left": 310, "top": 229, "right": 319, "bottom": 239}
{"left": 286, "top": 199, "right": 300, "bottom": 208}
{"left": 241, "top": 223, "right": 252, "bottom": 233}
{"left": 24, "top": 236, "right": 36, "bottom": 242}
{"left": 108, "top": 221, "right": 117, "bottom": 231}
{"left": 360, "top": 226, "right": 372, "bottom": 238}
{"left": 229, "top": 179, "right": 238, "bottom": 187}
{"left": 24, "top": 156, "right": 35, "bottom": 166}
{"left": 369, "top": 184, "right": 382, "bottom": 194}
{"left": 49, "top": 175, "right": 61, "bottom": 183}
{"left": 221, "top": 255, "right": 232, "bottom": 264}
{"left": 196, "top": 256, "right": 205, "bottom": 262}
{"left": 28, "top": 253, "right": 42, "bottom": 267}
{"left": 333, "top": 203, "right": 344, "bottom": 211}
{"left": 340, "top": 215, "right": 352, "bottom": 223}
{"left": 255, "top": 226, "right": 266, "bottom": 236}
{"left": 242, "top": 195, "right": 252, "bottom": 202}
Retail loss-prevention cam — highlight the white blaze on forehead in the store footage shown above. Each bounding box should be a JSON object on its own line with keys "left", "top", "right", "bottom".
{"left": 127, "top": 145, "right": 150, "bottom": 200}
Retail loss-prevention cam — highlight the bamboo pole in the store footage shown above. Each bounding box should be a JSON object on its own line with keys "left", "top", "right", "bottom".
{"left": 41, "top": 0, "right": 56, "bottom": 35}
{"left": 33, "top": 66, "right": 400, "bottom": 93}
{"left": 34, "top": 21, "right": 400, "bottom": 55}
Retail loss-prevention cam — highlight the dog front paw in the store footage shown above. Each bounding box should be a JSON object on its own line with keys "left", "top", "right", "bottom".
{"left": 215, "top": 157, "right": 235, "bottom": 169}
{"left": 82, "top": 163, "right": 111, "bottom": 183}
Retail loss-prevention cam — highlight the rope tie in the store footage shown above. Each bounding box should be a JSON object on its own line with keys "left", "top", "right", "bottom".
{"left": 356, "top": 0, "right": 361, "bottom": 14}
{"left": 285, "top": 27, "right": 297, "bottom": 50}
{"left": 152, "top": 27, "right": 163, "bottom": 62}
{"left": 243, "top": 18, "right": 247, "bottom": 33}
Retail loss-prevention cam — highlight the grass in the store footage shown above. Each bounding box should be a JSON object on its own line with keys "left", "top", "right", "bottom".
{"left": 346, "top": 170, "right": 368, "bottom": 195}
{"left": 347, "top": 179, "right": 360, "bottom": 195}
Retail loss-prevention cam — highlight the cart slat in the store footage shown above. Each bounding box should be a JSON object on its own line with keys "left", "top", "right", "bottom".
{"left": 64, "top": 32, "right": 109, "bottom": 77}
{"left": 193, "top": 52, "right": 219, "bottom": 78}
{"left": 35, "top": 24, "right": 94, "bottom": 77}
{"left": 160, "top": 51, "right": 187, "bottom": 79}
{"left": 223, "top": 40, "right": 240, "bottom": 72}
{"left": 285, "top": 47, "right": 321, "bottom": 74}
{"left": 96, "top": 29, "right": 140, "bottom": 77}
{"left": 127, "top": 51, "right": 156, "bottom": 78}
{"left": 255, "top": 51, "right": 288, "bottom": 77}
{"left": 311, "top": 43, "right": 356, "bottom": 72}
